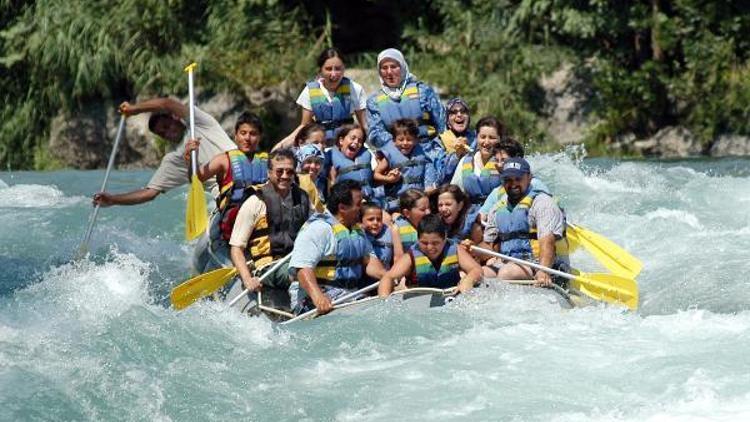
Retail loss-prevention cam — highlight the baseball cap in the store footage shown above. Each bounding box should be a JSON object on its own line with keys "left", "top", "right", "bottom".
{"left": 500, "top": 157, "right": 531, "bottom": 179}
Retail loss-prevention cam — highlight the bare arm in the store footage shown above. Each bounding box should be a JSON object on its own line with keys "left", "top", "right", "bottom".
{"left": 120, "top": 98, "right": 187, "bottom": 119}
{"left": 378, "top": 254, "right": 412, "bottom": 297}
{"left": 364, "top": 255, "right": 386, "bottom": 280}
{"left": 92, "top": 188, "right": 160, "bottom": 207}
{"left": 297, "top": 267, "right": 333, "bottom": 315}
{"left": 273, "top": 109, "right": 315, "bottom": 151}
{"left": 456, "top": 246, "right": 483, "bottom": 293}
{"left": 390, "top": 224, "right": 404, "bottom": 262}
{"left": 373, "top": 156, "right": 400, "bottom": 184}
{"left": 534, "top": 234, "right": 556, "bottom": 287}
{"left": 230, "top": 246, "right": 261, "bottom": 292}
{"left": 354, "top": 109, "right": 367, "bottom": 133}
{"left": 183, "top": 143, "right": 227, "bottom": 182}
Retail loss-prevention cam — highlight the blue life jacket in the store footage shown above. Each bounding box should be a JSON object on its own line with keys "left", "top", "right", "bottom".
{"left": 461, "top": 155, "right": 502, "bottom": 205}
{"left": 394, "top": 215, "right": 418, "bottom": 252}
{"left": 330, "top": 147, "right": 373, "bottom": 198}
{"left": 216, "top": 150, "right": 269, "bottom": 212}
{"left": 448, "top": 214, "right": 475, "bottom": 243}
{"left": 307, "top": 78, "right": 354, "bottom": 141}
{"left": 374, "top": 81, "right": 437, "bottom": 142}
{"left": 409, "top": 240, "right": 460, "bottom": 289}
{"left": 492, "top": 186, "right": 569, "bottom": 263}
{"left": 307, "top": 212, "right": 370, "bottom": 289}
{"left": 366, "top": 225, "right": 394, "bottom": 269}
{"left": 380, "top": 142, "right": 429, "bottom": 211}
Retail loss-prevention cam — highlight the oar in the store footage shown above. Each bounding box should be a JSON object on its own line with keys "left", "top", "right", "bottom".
{"left": 470, "top": 246, "right": 639, "bottom": 310}
{"left": 76, "top": 114, "right": 127, "bottom": 259}
{"left": 171, "top": 254, "right": 291, "bottom": 311}
{"left": 225, "top": 254, "right": 292, "bottom": 307}
{"left": 281, "top": 281, "right": 380, "bottom": 325}
{"left": 566, "top": 223, "right": 643, "bottom": 279}
{"left": 184, "top": 62, "right": 208, "bottom": 241}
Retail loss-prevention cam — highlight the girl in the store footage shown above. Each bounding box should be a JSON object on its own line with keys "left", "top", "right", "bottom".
{"left": 391, "top": 189, "right": 431, "bottom": 254}
{"left": 328, "top": 124, "right": 374, "bottom": 199}
{"left": 434, "top": 184, "right": 479, "bottom": 243}
{"left": 374, "top": 118, "right": 438, "bottom": 212}
{"left": 378, "top": 214, "right": 482, "bottom": 296}
{"left": 296, "top": 144, "right": 326, "bottom": 213}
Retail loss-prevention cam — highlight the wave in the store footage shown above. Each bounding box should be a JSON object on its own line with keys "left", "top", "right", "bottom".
{"left": 0, "top": 184, "right": 85, "bottom": 209}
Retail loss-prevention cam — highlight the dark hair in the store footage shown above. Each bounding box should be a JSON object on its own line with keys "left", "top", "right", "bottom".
{"left": 335, "top": 124, "right": 364, "bottom": 148}
{"left": 399, "top": 188, "right": 428, "bottom": 213}
{"left": 390, "top": 118, "right": 419, "bottom": 139}
{"left": 417, "top": 214, "right": 447, "bottom": 238}
{"left": 294, "top": 123, "right": 326, "bottom": 147}
{"left": 435, "top": 184, "right": 469, "bottom": 238}
{"left": 268, "top": 148, "right": 297, "bottom": 169}
{"left": 317, "top": 47, "right": 345, "bottom": 69}
{"left": 361, "top": 201, "right": 383, "bottom": 215}
{"left": 147, "top": 112, "right": 176, "bottom": 134}
{"left": 327, "top": 180, "right": 361, "bottom": 215}
{"left": 494, "top": 137, "right": 525, "bottom": 158}
{"left": 234, "top": 111, "right": 263, "bottom": 134}
{"left": 475, "top": 116, "right": 505, "bottom": 138}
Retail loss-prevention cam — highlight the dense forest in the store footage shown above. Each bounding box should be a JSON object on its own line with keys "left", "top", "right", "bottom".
{"left": 2, "top": 0, "right": 750, "bottom": 169}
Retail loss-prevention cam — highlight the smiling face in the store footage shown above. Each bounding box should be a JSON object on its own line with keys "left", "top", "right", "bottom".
{"left": 503, "top": 173, "right": 531, "bottom": 203}
{"left": 338, "top": 189, "right": 363, "bottom": 228}
{"left": 269, "top": 156, "right": 295, "bottom": 193}
{"left": 379, "top": 58, "right": 402, "bottom": 88}
{"left": 234, "top": 123, "right": 261, "bottom": 154}
{"left": 320, "top": 56, "right": 345, "bottom": 90}
{"left": 394, "top": 132, "right": 417, "bottom": 156}
{"left": 447, "top": 106, "right": 469, "bottom": 134}
{"left": 302, "top": 157, "right": 322, "bottom": 178}
{"left": 338, "top": 128, "right": 364, "bottom": 159}
{"left": 361, "top": 207, "right": 384, "bottom": 237}
{"left": 477, "top": 125, "right": 500, "bottom": 161}
{"left": 494, "top": 149, "right": 511, "bottom": 173}
{"left": 437, "top": 192, "right": 463, "bottom": 226}
{"left": 301, "top": 129, "right": 326, "bottom": 151}
{"left": 418, "top": 232, "right": 447, "bottom": 261}
{"left": 403, "top": 196, "right": 430, "bottom": 228}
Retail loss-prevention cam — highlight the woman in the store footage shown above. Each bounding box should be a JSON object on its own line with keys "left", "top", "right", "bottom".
{"left": 366, "top": 48, "right": 446, "bottom": 164}
{"left": 450, "top": 116, "right": 504, "bottom": 229}
{"left": 378, "top": 214, "right": 482, "bottom": 297}
{"left": 278, "top": 47, "right": 368, "bottom": 148}
{"left": 434, "top": 184, "right": 478, "bottom": 243}
{"left": 439, "top": 98, "right": 476, "bottom": 184}
{"left": 391, "top": 188, "right": 431, "bottom": 254}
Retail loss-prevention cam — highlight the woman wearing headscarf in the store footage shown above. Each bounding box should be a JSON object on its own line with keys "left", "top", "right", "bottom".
{"left": 366, "top": 48, "right": 446, "bottom": 163}
{"left": 439, "top": 97, "right": 476, "bottom": 184}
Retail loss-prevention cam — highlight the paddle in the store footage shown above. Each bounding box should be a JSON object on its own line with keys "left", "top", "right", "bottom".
{"left": 566, "top": 223, "right": 643, "bottom": 279}
{"left": 281, "top": 281, "right": 381, "bottom": 325}
{"left": 224, "top": 254, "right": 292, "bottom": 307}
{"left": 184, "top": 62, "right": 208, "bottom": 241}
{"left": 171, "top": 254, "right": 291, "bottom": 311}
{"left": 76, "top": 114, "right": 127, "bottom": 259}
{"left": 470, "top": 246, "right": 639, "bottom": 310}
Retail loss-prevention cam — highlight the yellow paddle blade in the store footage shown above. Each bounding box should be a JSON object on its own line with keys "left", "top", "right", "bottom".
{"left": 569, "top": 269, "right": 639, "bottom": 311}
{"left": 170, "top": 267, "right": 238, "bottom": 310}
{"left": 185, "top": 174, "right": 208, "bottom": 240}
{"left": 567, "top": 224, "right": 643, "bottom": 279}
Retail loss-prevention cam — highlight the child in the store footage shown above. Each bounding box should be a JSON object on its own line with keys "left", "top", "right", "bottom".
{"left": 272, "top": 122, "right": 326, "bottom": 152}
{"left": 361, "top": 202, "right": 402, "bottom": 270}
{"left": 392, "top": 189, "right": 431, "bottom": 254}
{"left": 329, "top": 124, "right": 374, "bottom": 199}
{"left": 296, "top": 144, "right": 327, "bottom": 213}
{"left": 377, "top": 214, "right": 482, "bottom": 296}
{"left": 374, "top": 118, "right": 438, "bottom": 212}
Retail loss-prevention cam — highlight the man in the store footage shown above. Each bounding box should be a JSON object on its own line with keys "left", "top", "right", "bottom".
{"left": 223, "top": 149, "right": 312, "bottom": 293}
{"left": 288, "top": 180, "right": 386, "bottom": 315}
{"left": 92, "top": 97, "right": 234, "bottom": 206}
{"left": 478, "top": 157, "right": 569, "bottom": 287}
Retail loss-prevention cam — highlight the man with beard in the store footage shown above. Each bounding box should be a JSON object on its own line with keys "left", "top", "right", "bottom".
{"left": 477, "top": 157, "right": 569, "bottom": 287}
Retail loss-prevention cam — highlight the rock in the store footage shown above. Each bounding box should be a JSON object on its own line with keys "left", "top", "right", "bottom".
{"left": 539, "top": 63, "right": 596, "bottom": 145}
{"left": 48, "top": 102, "right": 109, "bottom": 170}
{"left": 632, "top": 126, "right": 702, "bottom": 158}
{"left": 709, "top": 135, "right": 750, "bottom": 157}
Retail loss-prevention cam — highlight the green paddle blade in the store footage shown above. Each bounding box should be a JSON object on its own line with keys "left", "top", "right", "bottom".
{"left": 185, "top": 174, "right": 208, "bottom": 240}
{"left": 567, "top": 224, "right": 643, "bottom": 279}
{"left": 171, "top": 267, "right": 238, "bottom": 310}
{"left": 569, "top": 269, "right": 639, "bottom": 311}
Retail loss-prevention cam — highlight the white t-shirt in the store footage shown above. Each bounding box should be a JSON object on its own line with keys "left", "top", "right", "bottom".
{"left": 295, "top": 78, "right": 367, "bottom": 113}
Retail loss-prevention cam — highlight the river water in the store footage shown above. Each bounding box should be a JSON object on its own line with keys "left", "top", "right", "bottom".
{"left": 1, "top": 153, "right": 749, "bottom": 421}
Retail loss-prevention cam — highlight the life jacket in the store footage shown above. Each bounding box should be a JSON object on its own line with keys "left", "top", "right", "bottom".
{"left": 492, "top": 186, "right": 569, "bottom": 263}
{"left": 216, "top": 191, "right": 273, "bottom": 270}
{"left": 365, "top": 224, "right": 394, "bottom": 269}
{"left": 330, "top": 147, "right": 373, "bottom": 198}
{"left": 408, "top": 240, "right": 460, "bottom": 289}
{"left": 216, "top": 150, "right": 269, "bottom": 212}
{"left": 307, "top": 213, "right": 370, "bottom": 289}
{"left": 380, "top": 142, "right": 429, "bottom": 211}
{"left": 307, "top": 78, "right": 354, "bottom": 141}
{"left": 394, "top": 215, "right": 418, "bottom": 252}
{"left": 448, "top": 214, "right": 474, "bottom": 243}
{"left": 261, "top": 183, "right": 310, "bottom": 257}
{"left": 461, "top": 154, "right": 501, "bottom": 205}
{"left": 374, "top": 80, "right": 437, "bottom": 141}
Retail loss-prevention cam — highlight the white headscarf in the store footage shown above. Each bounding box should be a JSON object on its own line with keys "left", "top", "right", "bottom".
{"left": 377, "top": 48, "right": 416, "bottom": 101}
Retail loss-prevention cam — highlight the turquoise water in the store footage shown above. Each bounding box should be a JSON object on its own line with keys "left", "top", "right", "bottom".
{"left": 1, "top": 153, "right": 749, "bottom": 421}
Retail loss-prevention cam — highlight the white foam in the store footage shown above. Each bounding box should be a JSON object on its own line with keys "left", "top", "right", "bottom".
{"left": 644, "top": 208, "right": 703, "bottom": 229}
{"left": 0, "top": 184, "right": 84, "bottom": 208}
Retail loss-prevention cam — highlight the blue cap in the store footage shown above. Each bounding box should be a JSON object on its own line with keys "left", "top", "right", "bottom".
{"left": 500, "top": 157, "right": 531, "bottom": 178}
{"left": 296, "top": 144, "right": 325, "bottom": 171}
